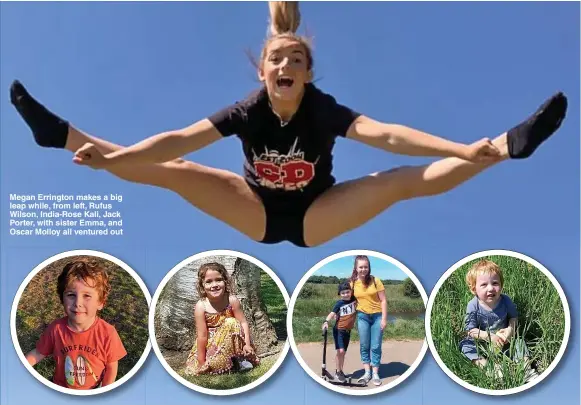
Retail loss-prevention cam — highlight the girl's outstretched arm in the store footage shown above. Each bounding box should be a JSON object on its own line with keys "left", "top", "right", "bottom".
{"left": 230, "top": 296, "right": 254, "bottom": 354}
{"left": 74, "top": 119, "right": 223, "bottom": 169}
{"left": 346, "top": 115, "right": 501, "bottom": 163}
{"left": 194, "top": 300, "right": 209, "bottom": 365}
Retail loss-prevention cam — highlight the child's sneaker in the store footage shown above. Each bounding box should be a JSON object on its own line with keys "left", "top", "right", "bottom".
{"left": 238, "top": 359, "right": 254, "bottom": 372}
{"left": 372, "top": 372, "right": 382, "bottom": 386}
{"left": 335, "top": 370, "right": 346, "bottom": 383}
{"left": 524, "top": 367, "right": 540, "bottom": 383}
{"left": 357, "top": 371, "right": 371, "bottom": 385}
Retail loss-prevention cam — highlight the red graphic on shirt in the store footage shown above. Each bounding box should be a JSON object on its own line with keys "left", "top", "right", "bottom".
{"left": 252, "top": 138, "right": 316, "bottom": 191}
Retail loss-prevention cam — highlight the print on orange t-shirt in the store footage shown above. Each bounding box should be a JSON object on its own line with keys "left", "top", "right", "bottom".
{"left": 36, "top": 317, "right": 127, "bottom": 389}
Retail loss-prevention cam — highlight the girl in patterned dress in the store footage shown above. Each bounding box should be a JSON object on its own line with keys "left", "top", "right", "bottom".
{"left": 184, "top": 263, "right": 260, "bottom": 375}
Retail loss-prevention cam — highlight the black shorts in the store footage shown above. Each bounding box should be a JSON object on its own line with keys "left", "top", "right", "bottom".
{"left": 249, "top": 184, "right": 330, "bottom": 248}
{"left": 333, "top": 328, "right": 351, "bottom": 351}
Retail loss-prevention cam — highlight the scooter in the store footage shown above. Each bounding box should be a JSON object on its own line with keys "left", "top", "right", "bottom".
{"left": 321, "top": 328, "right": 368, "bottom": 387}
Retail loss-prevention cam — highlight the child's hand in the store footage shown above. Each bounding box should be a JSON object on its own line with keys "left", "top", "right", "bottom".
{"left": 463, "top": 138, "right": 501, "bottom": 163}
{"left": 73, "top": 143, "right": 108, "bottom": 169}
{"left": 243, "top": 344, "right": 255, "bottom": 356}
{"left": 490, "top": 333, "right": 506, "bottom": 348}
{"left": 496, "top": 327, "right": 512, "bottom": 342}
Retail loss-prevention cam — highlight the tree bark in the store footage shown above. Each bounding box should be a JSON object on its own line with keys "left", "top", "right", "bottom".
{"left": 154, "top": 256, "right": 279, "bottom": 355}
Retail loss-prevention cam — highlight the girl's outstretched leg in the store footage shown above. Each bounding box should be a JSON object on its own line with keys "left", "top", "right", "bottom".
{"left": 10, "top": 81, "right": 267, "bottom": 241}
{"left": 303, "top": 93, "right": 567, "bottom": 247}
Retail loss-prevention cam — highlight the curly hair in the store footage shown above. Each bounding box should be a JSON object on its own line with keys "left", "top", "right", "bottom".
{"left": 57, "top": 259, "right": 111, "bottom": 304}
{"left": 196, "top": 262, "right": 234, "bottom": 299}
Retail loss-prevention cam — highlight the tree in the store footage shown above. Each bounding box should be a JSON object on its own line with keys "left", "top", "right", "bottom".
{"left": 154, "top": 256, "right": 279, "bottom": 356}
{"left": 403, "top": 277, "right": 421, "bottom": 298}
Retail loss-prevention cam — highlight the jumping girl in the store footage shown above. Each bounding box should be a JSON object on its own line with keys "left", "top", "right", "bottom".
{"left": 10, "top": 2, "right": 568, "bottom": 248}
{"left": 184, "top": 262, "right": 259, "bottom": 376}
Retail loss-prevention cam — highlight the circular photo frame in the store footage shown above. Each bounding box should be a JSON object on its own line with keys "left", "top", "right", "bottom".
{"left": 425, "top": 249, "right": 571, "bottom": 396}
{"left": 287, "top": 250, "right": 429, "bottom": 396}
{"left": 149, "top": 249, "right": 290, "bottom": 396}
{"left": 10, "top": 249, "right": 152, "bottom": 396}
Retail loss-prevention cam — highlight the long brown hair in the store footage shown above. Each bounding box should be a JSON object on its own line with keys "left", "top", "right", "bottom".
{"left": 196, "top": 262, "right": 234, "bottom": 299}
{"left": 349, "top": 255, "right": 374, "bottom": 288}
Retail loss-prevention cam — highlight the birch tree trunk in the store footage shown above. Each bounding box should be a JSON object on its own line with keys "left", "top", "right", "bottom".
{"left": 154, "top": 256, "right": 279, "bottom": 355}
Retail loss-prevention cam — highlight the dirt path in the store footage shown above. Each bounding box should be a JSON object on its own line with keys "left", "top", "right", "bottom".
{"left": 296, "top": 339, "right": 425, "bottom": 390}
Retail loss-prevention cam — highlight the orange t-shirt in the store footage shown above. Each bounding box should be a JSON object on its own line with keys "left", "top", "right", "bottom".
{"left": 36, "top": 317, "right": 127, "bottom": 389}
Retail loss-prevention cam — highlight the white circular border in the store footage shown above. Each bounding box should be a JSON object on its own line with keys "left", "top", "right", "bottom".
{"left": 287, "top": 249, "right": 429, "bottom": 396}
{"left": 424, "top": 249, "right": 572, "bottom": 396}
{"left": 148, "top": 249, "right": 291, "bottom": 396}
{"left": 10, "top": 249, "right": 153, "bottom": 396}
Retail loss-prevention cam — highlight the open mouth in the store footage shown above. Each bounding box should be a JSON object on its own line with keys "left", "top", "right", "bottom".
{"left": 276, "top": 76, "right": 294, "bottom": 89}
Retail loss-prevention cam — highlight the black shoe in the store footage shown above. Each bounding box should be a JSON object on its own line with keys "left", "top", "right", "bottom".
{"left": 10, "top": 80, "right": 69, "bottom": 148}
{"left": 507, "top": 92, "right": 567, "bottom": 159}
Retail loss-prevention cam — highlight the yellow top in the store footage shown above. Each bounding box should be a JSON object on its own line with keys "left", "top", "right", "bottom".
{"left": 351, "top": 278, "right": 385, "bottom": 314}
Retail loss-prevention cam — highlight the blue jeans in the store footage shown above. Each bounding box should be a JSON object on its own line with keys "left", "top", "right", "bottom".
{"left": 357, "top": 312, "right": 383, "bottom": 367}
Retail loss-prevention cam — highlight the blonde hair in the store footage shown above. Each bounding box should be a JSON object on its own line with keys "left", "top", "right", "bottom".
{"left": 250, "top": 2, "right": 314, "bottom": 72}
{"left": 268, "top": 1, "right": 301, "bottom": 36}
{"left": 465, "top": 259, "right": 504, "bottom": 293}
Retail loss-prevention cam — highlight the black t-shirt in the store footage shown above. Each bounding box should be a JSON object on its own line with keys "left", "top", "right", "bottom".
{"left": 208, "top": 83, "right": 361, "bottom": 198}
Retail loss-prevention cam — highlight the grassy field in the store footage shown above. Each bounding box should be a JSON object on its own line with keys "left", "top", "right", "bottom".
{"left": 179, "top": 270, "right": 286, "bottom": 390}
{"left": 15, "top": 256, "right": 149, "bottom": 384}
{"left": 292, "top": 282, "right": 425, "bottom": 343}
{"left": 430, "top": 255, "right": 566, "bottom": 390}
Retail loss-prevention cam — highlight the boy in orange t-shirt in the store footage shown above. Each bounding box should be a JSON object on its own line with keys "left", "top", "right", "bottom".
{"left": 25, "top": 260, "right": 127, "bottom": 389}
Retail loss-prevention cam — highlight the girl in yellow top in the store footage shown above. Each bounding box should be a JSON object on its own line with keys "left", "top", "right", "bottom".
{"left": 350, "top": 255, "right": 387, "bottom": 386}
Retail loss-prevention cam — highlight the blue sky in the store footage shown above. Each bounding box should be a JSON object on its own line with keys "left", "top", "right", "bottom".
{"left": 1, "top": 2, "right": 579, "bottom": 405}
{"left": 313, "top": 255, "right": 409, "bottom": 281}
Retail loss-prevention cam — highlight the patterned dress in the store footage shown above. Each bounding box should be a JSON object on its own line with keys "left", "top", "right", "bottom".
{"left": 184, "top": 302, "right": 260, "bottom": 375}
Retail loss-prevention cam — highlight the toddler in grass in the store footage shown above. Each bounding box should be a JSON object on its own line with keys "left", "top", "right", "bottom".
{"left": 459, "top": 259, "right": 539, "bottom": 382}
{"left": 184, "top": 262, "right": 260, "bottom": 375}
{"left": 322, "top": 281, "right": 357, "bottom": 383}
{"left": 25, "top": 260, "right": 127, "bottom": 389}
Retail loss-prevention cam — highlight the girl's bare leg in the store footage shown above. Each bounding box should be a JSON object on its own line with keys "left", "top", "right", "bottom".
{"left": 64, "top": 126, "right": 267, "bottom": 241}
{"left": 304, "top": 91, "right": 567, "bottom": 247}
{"left": 10, "top": 80, "right": 266, "bottom": 240}
{"left": 303, "top": 136, "right": 504, "bottom": 246}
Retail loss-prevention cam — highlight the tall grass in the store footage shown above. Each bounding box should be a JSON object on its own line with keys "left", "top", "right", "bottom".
{"left": 293, "top": 281, "right": 425, "bottom": 343}
{"left": 296, "top": 283, "right": 425, "bottom": 314}
{"left": 430, "top": 255, "right": 565, "bottom": 390}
